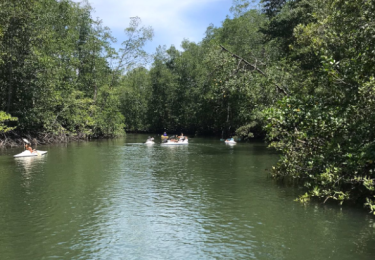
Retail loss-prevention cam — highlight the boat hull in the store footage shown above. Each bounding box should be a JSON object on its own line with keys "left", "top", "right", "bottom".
{"left": 14, "top": 150, "right": 48, "bottom": 158}
{"left": 161, "top": 140, "right": 188, "bottom": 145}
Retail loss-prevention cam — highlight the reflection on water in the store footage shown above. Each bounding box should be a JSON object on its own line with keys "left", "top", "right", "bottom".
{"left": 0, "top": 135, "right": 375, "bottom": 260}
{"left": 15, "top": 155, "right": 46, "bottom": 172}
{"left": 14, "top": 155, "right": 47, "bottom": 189}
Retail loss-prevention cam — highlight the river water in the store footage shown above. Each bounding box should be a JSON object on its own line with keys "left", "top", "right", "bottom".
{"left": 0, "top": 134, "right": 374, "bottom": 260}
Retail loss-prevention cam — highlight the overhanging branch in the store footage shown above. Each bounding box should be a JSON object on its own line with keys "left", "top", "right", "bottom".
{"left": 220, "top": 45, "right": 288, "bottom": 96}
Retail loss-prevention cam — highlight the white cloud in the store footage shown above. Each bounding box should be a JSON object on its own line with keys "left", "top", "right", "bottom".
{"left": 73, "top": 0, "right": 233, "bottom": 52}
{"left": 86, "top": 0, "right": 220, "bottom": 28}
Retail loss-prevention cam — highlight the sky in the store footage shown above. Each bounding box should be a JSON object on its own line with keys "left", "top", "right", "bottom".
{"left": 71, "top": 0, "right": 238, "bottom": 54}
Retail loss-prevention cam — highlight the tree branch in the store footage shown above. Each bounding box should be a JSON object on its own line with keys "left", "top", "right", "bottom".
{"left": 220, "top": 45, "right": 288, "bottom": 96}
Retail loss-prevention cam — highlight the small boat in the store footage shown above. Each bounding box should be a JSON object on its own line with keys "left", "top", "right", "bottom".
{"left": 145, "top": 137, "right": 155, "bottom": 144}
{"left": 225, "top": 139, "right": 237, "bottom": 145}
{"left": 161, "top": 138, "right": 189, "bottom": 145}
{"left": 14, "top": 150, "right": 48, "bottom": 158}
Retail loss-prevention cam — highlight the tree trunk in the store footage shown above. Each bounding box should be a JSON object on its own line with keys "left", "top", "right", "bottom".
{"left": 6, "top": 61, "right": 13, "bottom": 114}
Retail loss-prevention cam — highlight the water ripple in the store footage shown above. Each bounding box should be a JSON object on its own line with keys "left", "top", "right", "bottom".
{"left": 1, "top": 136, "right": 375, "bottom": 259}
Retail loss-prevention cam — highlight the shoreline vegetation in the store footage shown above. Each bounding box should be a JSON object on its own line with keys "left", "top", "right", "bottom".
{"left": 2, "top": 0, "right": 375, "bottom": 213}
{"left": 0, "top": 132, "right": 92, "bottom": 148}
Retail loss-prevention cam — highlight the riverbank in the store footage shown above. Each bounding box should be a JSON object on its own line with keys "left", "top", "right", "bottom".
{"left": 0, "top": 132, "right": 92, "bottom": 148}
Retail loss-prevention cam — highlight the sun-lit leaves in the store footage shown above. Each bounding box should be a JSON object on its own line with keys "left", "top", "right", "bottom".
{"left": 264, "top": 0, "right": 375, "bottom": 213}
{"left": 0, "top": 0, "right": 152, "bottom": 140}
{"left": 0, "top": 111, "right": 17, "bottom": 133}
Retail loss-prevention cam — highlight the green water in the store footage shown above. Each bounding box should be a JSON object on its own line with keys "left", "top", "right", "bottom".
{"left": 0, "top": 134, "right": 374, "bottom": 260}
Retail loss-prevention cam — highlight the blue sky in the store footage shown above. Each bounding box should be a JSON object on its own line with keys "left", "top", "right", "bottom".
{"left": 71, "top": 0, "right": 253, "bottom": 54}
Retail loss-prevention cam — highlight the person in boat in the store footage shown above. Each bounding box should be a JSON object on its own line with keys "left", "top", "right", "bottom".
{"left": 161, "top": 132, "right": 168, "bottom": 142}
{"left": 25, "top": 143, "right": 35, "bottom": 153}
{"left": 179, "top": 133, "right": 186, "bottom": 141}
{"left": 226, "top": 137, "right": 234, "bottom": 141}
{"left": 147, "top": 136, "right": 154, "bottom": 141}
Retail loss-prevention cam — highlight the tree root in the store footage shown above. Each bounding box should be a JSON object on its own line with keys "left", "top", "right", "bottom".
{"left": 0, "top": 132, "right": 91, "bottom": 148}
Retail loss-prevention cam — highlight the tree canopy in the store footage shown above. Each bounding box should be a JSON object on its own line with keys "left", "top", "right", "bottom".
{"left": 0, "top": 0, "right": 153, "bottom": 139}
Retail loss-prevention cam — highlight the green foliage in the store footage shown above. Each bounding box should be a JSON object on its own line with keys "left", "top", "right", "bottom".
{"left": 261, "top": 0, "right": 288, "bottom": 18}
{"left": 265, "top": 93, "right": 375, "bottom": 210}
{"left": 260, "top": 0, "right": 315, "bottom": 58}
{"left": 0, "top": 0, "right": 152, "bottom": 139}
{"left": 0, "top": 111, "right": 17, "bottom": 133}
{"left": 119, "top": 67, "right": 151, "bottom": 131}
{"left": 263, "top": 0, "right": 375, "bottom": 213}
{"left": 128, "top": 7, "right": 275, "bottom": 137}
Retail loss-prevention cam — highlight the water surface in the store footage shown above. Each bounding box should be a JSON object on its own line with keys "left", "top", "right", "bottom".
{"left": 0, "top": 134, "right": 374, "bottom": 259}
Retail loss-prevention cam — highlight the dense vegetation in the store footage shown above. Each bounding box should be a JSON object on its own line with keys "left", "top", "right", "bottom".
{"left": 1, "top": 0, "right": 375, "bottom": 212}
{"left": 262, "top": 0, "right": 375, "bottom": 213}
{"left": 0, "top": 0, "right": 153, "bottom": 142}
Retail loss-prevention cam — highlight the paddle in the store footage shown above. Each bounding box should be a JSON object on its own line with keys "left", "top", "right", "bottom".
{"left": 22, "top": 138, "right": 31, "bottom": 144}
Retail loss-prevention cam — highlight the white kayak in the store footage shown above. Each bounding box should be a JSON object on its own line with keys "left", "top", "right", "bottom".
{"left": 161, "top": 139, "right": 189, "bottom": 145}
{"left": 145, "top": 140, "right": 155, "bottom": 144}
{"left": 225, "top": 140, "right": 237, "bottom": 144}
{"left": 14, "top": 150, "right": 48, "bottom": 158}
